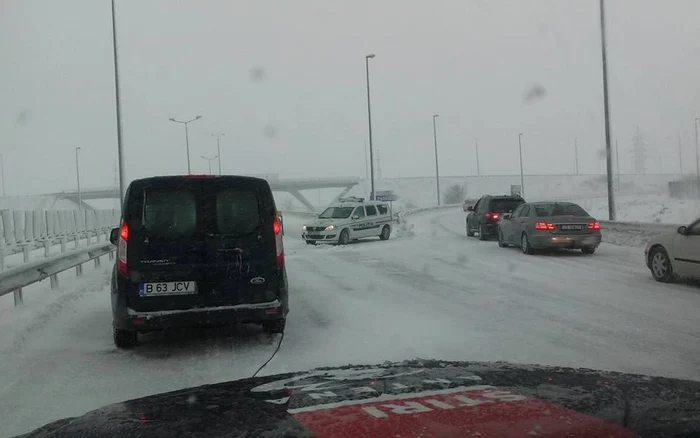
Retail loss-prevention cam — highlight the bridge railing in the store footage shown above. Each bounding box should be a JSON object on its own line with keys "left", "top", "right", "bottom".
{"left": 0, "top": 209, "right": 120, "bottom": 272}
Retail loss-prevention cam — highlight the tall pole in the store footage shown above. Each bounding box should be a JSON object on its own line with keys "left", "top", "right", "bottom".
{"left": 364, "top": 140, "right": 369, "bottom": 180}
{"left": 616, "top": 139, "right": 620, "bottom": 191}
{"left": 518, "top": 133, "right": 525, "bottom": 198}
{"left": 365, "top": 54, "right": 376, "bottom": 200}
{"left": 695, "top": 118, "right": 700, "bottom": 192}
{"left": 574, "top": 136, "right": 579, "bottom": 175}
{"left": 678, "top": 136, "right": 683, "bottom": 176}
{"left": 169, "top": 116, "right": 202, "bottom": 174}
{"left": 432, "top": 114, "right": 441, "bottom": 206}
{"left": 0, "top": 153, "right": 5, "bottom": 197}
{"left": 75, "top": 147, "right": 82, "bottom": 210}
{"left": 599, "top": 0, "right": 616, "bottom": 220}
{"left": 111, "top": 0, "right": 126, "bottom": 203}
{"left": 475, "top": 138, "right": 480, "bottom": 176}
{"left": 211, "top": 133, "right": 225, "bottom": 175}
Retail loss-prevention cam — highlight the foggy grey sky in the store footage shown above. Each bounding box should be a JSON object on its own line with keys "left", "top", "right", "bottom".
{"left": 2, "top": 0, "right": 700, "bottom": 195}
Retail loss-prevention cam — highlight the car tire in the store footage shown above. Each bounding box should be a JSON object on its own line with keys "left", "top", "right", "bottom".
{"left": 581, "top": 247, "right": 596, "bottom": 255}
{"left": 521, "top": 233, "right": 534, "bottom": 255}
{"left": 379, "top": 225, "right": 391, "bottom": 241}
{"left": 338, "top": 229, "right": 350, "bottom": 245}
{"left": 262, "top": 318, "right": 286, "bottom": 334}
{"left": 114, "top": 327, "right": 137, "bottom": 349}
{"left": 498, "top": 230, "right": 507, "bottom": 248}
{"left": 478, "top": 223, "right": 487, "bottom": 241}
{"left": 650, "top": 246, "right": 674, "bottom": 283}
{"left": 466, "top": 220, "right": 475, "bottom": 237}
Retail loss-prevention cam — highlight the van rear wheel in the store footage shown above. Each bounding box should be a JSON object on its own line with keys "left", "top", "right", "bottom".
{"left": 113, "top": 327, "right": 137, "bottom": 349}
{"left": 262, "top": 318, "right": 286, "bottom": 334}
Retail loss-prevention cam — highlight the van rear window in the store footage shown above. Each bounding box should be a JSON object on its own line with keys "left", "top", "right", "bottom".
{"left": 216, "top": 189, "right": 261, "bottom": 235}
{"left": 143, "top": 189, "right": 197, "bottom": 238}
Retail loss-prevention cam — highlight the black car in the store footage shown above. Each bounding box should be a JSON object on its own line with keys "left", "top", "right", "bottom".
{"left": 466, "top": 194, "right": 525, "bottom": 240}
{"left": 109, "top": 175, "right": 288, "bottom": 348}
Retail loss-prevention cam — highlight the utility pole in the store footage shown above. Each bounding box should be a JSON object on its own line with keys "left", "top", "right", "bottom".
{"left": 599, "top": 0, "right": 615, "bottom": 220}
{"left": 169, "top": 115, "right": 203, "bottom": 174}
{"left": 574, "top": 136, "right": 579, "bottom": 175}
{"left": 678, "top": 136, "right": 683, "bottom": 176}
{"left": 75, "top": 147, "right": 82, "bottom": 210}
{"left": 695, "top": 118, "right": 700, "bottom": 192}
{"left": 433, "top": 114, "right": 441, "bottom": 206}
{"left": 365, "top": 54, "right": 376, "bottom": 200}
{"left": 518, "top": 133, "right": 525, "bottom": 198}
{"left": 615, "top": 139, "right": 620, "bottom": 191}
{"left": 364, "top": 141, "right": 369, "bottom": 180}
{"left": 211, "top": 133, "right": 225, "bottom": 175}
{"left": 475, "top": 138, "right": 481, "bottom": 176}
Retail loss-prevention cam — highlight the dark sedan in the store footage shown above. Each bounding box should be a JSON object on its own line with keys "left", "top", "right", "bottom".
{"left": 497, "top": 201, "right": 602, "bottom": 254}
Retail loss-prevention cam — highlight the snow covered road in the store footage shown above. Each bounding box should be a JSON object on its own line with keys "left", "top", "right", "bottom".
{"left": 1, "top": 208, "right": 700, "bottom": 437}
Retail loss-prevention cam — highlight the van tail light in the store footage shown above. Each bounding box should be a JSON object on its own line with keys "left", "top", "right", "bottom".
{"left": 534, "top": 222, "right": 555, "bottom": 230}
{"left": 117, "top": 221, "right": 129, "bottom": 277}
{"left": 273, "top": 216, "right": 284, "bottom": 270}
{"left": 588, "top": 221, "right": 601, "bottom": 230}
{"left": 485, "top": 212, "right": 500, "bottom": 220}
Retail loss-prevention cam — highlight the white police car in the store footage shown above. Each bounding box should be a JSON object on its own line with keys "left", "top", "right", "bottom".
{"left": 302, "top": 197, "right": 393, "bottom": 245}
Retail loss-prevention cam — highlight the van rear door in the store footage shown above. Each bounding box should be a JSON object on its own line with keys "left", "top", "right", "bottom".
{"left": 125, "top": 178, "right": 279, "bottom": 313}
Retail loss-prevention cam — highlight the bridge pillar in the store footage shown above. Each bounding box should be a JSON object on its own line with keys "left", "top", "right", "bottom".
{"left": 289, "top": 190, "right": 316, "bottom": 212}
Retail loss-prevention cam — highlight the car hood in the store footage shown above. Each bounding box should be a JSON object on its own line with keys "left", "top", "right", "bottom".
{"left": 15, "top": 360, "right": 700, "bottom": 437}
{"left": 306, "top": 217, "right": 347, "bottom": 227}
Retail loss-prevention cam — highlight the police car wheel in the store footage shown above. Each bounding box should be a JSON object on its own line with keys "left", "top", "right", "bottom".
{"left": 338, "top": 229, "right": 350, "bottom": 245}
{"left": 380, "top": 225, "right": 391, "bottom": 241}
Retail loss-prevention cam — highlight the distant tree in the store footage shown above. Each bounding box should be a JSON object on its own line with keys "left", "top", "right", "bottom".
{"left": 443, "top": 184, "right": 465, "bottom": 204}
{"left": 631, "top": 126, "right": 647, "bottom": 174}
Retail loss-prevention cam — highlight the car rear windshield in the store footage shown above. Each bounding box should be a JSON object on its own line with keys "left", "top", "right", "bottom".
{"left": 143, "top": 188, "right": 197, "bottom": 238}
{"left": 319, "top": 207, "right": 354, "bottom": 219}
{"left": 489, "top": 199, "right": 523, "bottom": 212}
{"left": 533, "top": 203, "right": 589, "bottom": 217}
{"left": 216, "top": 189, "right": 261, "bottom": 235}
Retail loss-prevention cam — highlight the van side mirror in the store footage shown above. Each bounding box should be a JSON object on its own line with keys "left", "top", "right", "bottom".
{"left": 678, "top": 226, "right": 688, "bottom": 235}
{"left": 352, "top": 215, "right": 359, "bottom": 220}
{"left": 502, "top": 213, "right": 512, "bottom": 220}
{"left": 467, "top": 206, "right": 474, "bottom": 212}
{"left": 109, "top": 228, "right": 119, "bottom": 245}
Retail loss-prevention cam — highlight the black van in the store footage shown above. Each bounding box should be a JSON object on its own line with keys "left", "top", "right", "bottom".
{"left": 109, "top": 175, "right": 288, "bottom": 348}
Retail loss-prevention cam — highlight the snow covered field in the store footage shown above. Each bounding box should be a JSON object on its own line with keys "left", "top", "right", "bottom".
{"left": 1, "top": 208, "right": 699, "bottom": 437}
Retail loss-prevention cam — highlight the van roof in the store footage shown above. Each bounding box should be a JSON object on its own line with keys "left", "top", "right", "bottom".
{"left": 129, "top": 174, "right": 269, "bottom": 187}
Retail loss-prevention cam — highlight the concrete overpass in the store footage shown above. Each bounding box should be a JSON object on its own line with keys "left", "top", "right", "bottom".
{"left": 54, "top": 177, "right": 360, "bottom": 212}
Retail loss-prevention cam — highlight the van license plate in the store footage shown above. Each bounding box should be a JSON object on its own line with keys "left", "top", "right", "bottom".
{"left": 139, "top": 281, "right": 197, "bottom": 296}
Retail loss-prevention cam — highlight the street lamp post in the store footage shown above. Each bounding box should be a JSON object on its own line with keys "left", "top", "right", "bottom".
{"left": 201, "top": 155, "right": 218, "bottom": 175}
{"left": 475, "top": 138, "right": 480, "bottom": 176}
{"left": 694, "top": 118, "right": 700, "bottom": 193}
{"left": 169, "top": 115, "right": 202, "bottom": 174}
{"left": 518, "top": 133, "right": 525, "bottom": 198}
{"left": 211, "top": 133, "right": 225, "bottom": 175}
{"left": 110, "top": 0, "right": 126, "bottom": 203}
{"left": 0, "top": 153, "right": 5, "bottom": 197}
{"left": 365, "top": 54, "right": 376, "bottom": 200}
{"left": 599, "top": 0, "right": 615, "bottom": 220}
{"left": 75, "top": 147, "right": 82, "bottom": 210}
{"left": 432, "top": 115, "right": 441, "bottom": 206}
{"left": 574, "top": 136, "right": 579, "bottom": 175}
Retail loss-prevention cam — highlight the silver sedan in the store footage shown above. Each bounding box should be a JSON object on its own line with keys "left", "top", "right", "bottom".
{"left": 497, "top": 202, "right": 602, "bottom": 255}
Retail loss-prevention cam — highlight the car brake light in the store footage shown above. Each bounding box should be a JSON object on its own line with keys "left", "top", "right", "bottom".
{"left": 588, "top": 221, "right": 601, "bottom": 230}
{"left": 117, "top": 220, "right": 128, "bottom": 277}
{"left": 534, "top": 222, "right": 555, "bottom": 230}
{"left": 485, "top": 212, "right": 499, "bottom": 219}
{"left": 273, "top": 216, "right": 284, "bottom": 270}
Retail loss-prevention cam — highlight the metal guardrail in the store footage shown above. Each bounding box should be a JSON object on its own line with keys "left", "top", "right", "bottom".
{"left": 0, "top": 209, "right": 119, "bottom": 271}
{"left": 0, "top": 242, "right": 115, "bottom": 306}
